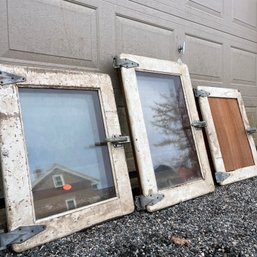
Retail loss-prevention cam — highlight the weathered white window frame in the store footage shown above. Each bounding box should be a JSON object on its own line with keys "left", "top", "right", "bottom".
{"left": 197, "top": 86, "right": 257, "bottom": 185}
{"left": 118, "top": 54, "right": 214, "bottom": 212}
{"left": 52, "top": 174, "right": 65, "bottom": 188}
{"left": 65, "top": 198, "right": 77, "bottom": 210}
{"left": 0, "top": 65, "right": 134, "bottom": 252}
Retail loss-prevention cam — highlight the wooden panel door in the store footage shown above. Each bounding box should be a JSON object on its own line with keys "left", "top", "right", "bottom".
{"left": 197, "top": 86, "right": 257, "bottom": 185}
{"left": 208, "top": 98, "right": 254, "bottom": 171}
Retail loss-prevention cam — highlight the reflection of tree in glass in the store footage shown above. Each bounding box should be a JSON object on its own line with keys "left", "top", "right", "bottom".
{"left": 151, "top": 83, "right": 200, "bottom": 178}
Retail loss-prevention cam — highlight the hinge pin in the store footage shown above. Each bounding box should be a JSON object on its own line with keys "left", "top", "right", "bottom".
{"left": 0, "top": 71, "right": 25, "bottom": 86}
{"left": 194, "top": 88, "right": 210, "bottom": 98}
{"left": 246, "top": 128, "right": 257, "bottom": 135}
{"left": 135, "top": 193, "right": 164, "bottom": 211}
{"left": 113, "top": 57, "right": 139, "bottom": 69}
{"left": 191, "top": 120, "right": 207, "bottom": 129}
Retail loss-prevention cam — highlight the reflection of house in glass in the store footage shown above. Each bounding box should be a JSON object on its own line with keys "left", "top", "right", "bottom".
{"left": 154, "top": 164, "right": 199, "bottom": 189}
{"left": 32, "top": 164, "right": 116, "bottom": 219}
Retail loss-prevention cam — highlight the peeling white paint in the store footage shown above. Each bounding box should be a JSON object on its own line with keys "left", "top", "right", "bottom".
{"left": 197, "top": 86, "right": 257, "bottom": 185}
{"left": 119, "top": 54, "right": 215, "bottom": 212}
{"left": 0, "top": 65, "right": 134, "bottom": 252}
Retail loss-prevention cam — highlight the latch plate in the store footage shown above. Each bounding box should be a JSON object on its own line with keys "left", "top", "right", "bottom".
{"left": 194, "top": 88, "right": 210, "bottom": 98}
{"left": 0, "top": 225, "right": 46, "bottom": 251}
{"left": 191, "top": 120, "right": 207, "bottom": 129}
{"left": 0, "top": 71, "right": 25, "bottom": 86}
{"left": 215, "top": 172, "right": 230, "bottom": 184}
{"left": 106, "top": 135, "right": 130, "bottom": 148}
{"left": 135, "top": 193, "right": 165, "bottom": 211}
{"left": 113, "top": 57, "right": 139, "bottom": 69}
{"left": 246, "top": 128, "right": 257, "bottom": 135}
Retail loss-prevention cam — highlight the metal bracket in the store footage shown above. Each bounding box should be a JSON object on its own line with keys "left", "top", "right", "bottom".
{"left": 0, "top": 70, "right": 25, "bottom": 86}
{"left": 106, "top": 135, "right": 130, "bottom": 148}
{"left": 246, "top": 128, "right": 257, "bottom": 135}
{"left": 193, "top": 88, "right": 210, "bottom": 98}
{"left": 178, "top": 41, "right": 186, "bottom": 55}
{"left": 215, "top": 172, "right": 230, "bottom": 184}
{"left": 191, "top": 120, "right": 207, "bottom": 129}
{"left": 0, "top": 225, "right": 46, "bottom": 251}
{"left": 135, "top": 193, "right": 165, "bottom": 211}
{"left": 113, "top": 56, "right": 139, "bottom": 69}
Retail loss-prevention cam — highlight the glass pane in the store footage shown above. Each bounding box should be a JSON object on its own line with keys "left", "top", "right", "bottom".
{"left": 136, "top": 72, "right": 201, "bottom": 189}
{"left": 19, "top": 88, "right": 115, "bottom": 219}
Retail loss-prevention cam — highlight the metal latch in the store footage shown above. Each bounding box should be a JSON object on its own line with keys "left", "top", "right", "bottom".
{"left": 215, "top": 172, "right": 230, "bottom": 184}
{"left": 0, "top": 70, "right": 25, "bottom": 86}
{"left": 193, "top": 88, "right": 210, "bottom": 98}
{"left": 191, "top": 120, "right": 207, "bottom": 129}
{"left": 0, "top": 225, "right": 46, "bottom": 251}
{"left": 246, "top": 128, "right": 257, "bottom": 135}
{"left": 113, "top": 57, "right": 139, "bottom": 69}
{"left": 135, "top": 193, "right": 165, "bottom": 211}
{"left": 106, "top": 135, "right": 130, "bottom": 148}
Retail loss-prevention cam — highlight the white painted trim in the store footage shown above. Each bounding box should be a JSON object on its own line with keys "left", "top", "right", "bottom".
{"left": 0, "top": 64, "right": 134, "bottom": 252}
{"left": 197, "top": 86, "right": 257, "bottom": 185}
{"left": 119, "top": 54, "right": 214, "bottom": 211}
{"left": 65, "top": 198, "right": 77, "bottom": 210}
{"left": 52, "top": 174, "right": 65, "bottom": 188}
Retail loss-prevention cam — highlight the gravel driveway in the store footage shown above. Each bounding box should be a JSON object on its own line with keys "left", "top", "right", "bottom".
{"left": 1, "top": 177, "right": 257, "bottom": 257}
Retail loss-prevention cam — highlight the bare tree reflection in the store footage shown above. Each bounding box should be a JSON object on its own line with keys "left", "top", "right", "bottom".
{"left": 150, "top": 80, "right": 201, "bottom": 187}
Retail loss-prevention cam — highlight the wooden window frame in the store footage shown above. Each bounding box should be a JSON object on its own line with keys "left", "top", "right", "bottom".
{"left": 119, "top": 54, "right": 214, "bottom": 212}
{"left": 52, "top": 174, "right": 65, "bottom": 188}
{"left": 0, "top": 65, "right": 134, "bottom": 252}
{"left": 65, "top": 198, "right": 77, "bottom": 210}
{"left": 197, "top": 86, "right": 257, "bottom": 185}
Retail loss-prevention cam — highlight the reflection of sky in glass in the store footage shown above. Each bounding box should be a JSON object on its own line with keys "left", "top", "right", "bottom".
{"left": 19, "top": 89, "right": 114, "bottom": 189}
{"left": 136, "top": 72, "right": 198, "bottom": 172}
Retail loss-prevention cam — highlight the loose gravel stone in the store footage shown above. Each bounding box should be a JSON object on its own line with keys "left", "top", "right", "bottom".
{"left": 1, "top": 177, "right": 257, "bottom": 257}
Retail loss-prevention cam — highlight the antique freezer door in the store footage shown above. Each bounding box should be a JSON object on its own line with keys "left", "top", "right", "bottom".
{"left": 116, "top": 54, "right": 214, "bottom": 212}
{"left": 0, "top": 65, "right": 134, "bottom": 252}
{"left": 196, "top": 86, "right": 257, "bottom": 185}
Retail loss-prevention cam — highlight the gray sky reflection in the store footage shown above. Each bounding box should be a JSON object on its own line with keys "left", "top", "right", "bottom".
{"left": 19, "top": 89, "right": 113, "bottom": 189}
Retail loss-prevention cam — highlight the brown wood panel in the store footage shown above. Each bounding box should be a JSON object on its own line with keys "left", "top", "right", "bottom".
{"left": 208, "top": 97, "right": 254, "bottom": 171}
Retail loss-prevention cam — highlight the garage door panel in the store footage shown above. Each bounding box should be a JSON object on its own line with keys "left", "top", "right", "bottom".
{"left": 187, "top": 0, "right": 224, "bottom": 17}
{"left": 231, "top": 47, "right": 256, "bottom": 85}
{"left": 128, "top": 0, "right": 184, "bottom": 12}
{"left": 231, "top": 84, "right": 257, "bottom": 97}
{"left": 233, "top": 0, "right": 257, "bottom": 30}
{"left": 185, "top": 35, "right": 223, "bottom": 81}
{"left": 116, "top": 16, "right": 175, "bottom": 60}
{"left": 2, "top": 0, "right": 98, "bottom": 68}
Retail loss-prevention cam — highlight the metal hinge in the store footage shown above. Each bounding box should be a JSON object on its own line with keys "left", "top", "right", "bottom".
{"left": 194, "top": 88, "right": 210, "bottom": 98}
{"left": 0, "top": 70, "right": 25, "bottom": 86}
{"left": 95, "top": 135, "right": 130, "bottom": 148}
{"left": 246, "top": 128, "right": 257, "bottom": 135}
{"left": 113, "top": 56, "right": 139, "bottom": 69}
{"left": 106, "top": 135, "right": 130, "bottom": 148}
{"left": 135, "top": 193, "right": 165, "bottom": 211}
{"left": 0, "top": 225, "right": 46, "bottom": 251}
{"left": 191, "top": 120, "right": 207, "bottom": 129}
{"left": 215, "top": 172, "right": 230, "bottom": 184}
